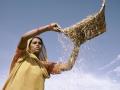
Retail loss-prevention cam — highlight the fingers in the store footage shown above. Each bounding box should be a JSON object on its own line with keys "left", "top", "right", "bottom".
{"left": 50, "top": 23, "right": 61, "bottom": 28}
{"left": 49, "top": 23, "right": 62, "bottom": 32}
{"left": 53, "top": 27, "right": 62, "bottom": 32}
{"left": 55, "top": 23, "right": 61, "bottom": 29}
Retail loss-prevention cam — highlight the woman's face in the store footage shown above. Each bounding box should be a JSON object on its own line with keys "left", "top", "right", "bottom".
{"left": 29, "top": 38, "right": 42, "bottom": 54}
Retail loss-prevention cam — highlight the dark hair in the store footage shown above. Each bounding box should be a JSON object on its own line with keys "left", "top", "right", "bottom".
{"left": 28, "top": 37, "right": 43, "bottom": 47}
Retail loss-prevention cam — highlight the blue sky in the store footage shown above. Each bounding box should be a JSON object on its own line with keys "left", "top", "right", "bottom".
{"left": 0, "top": 0, "right": 120, "bottom": 90}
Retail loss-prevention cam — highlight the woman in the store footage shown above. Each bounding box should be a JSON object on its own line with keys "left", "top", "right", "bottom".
{"left": 3, "top": 23, "right": 79, "bottom": 90}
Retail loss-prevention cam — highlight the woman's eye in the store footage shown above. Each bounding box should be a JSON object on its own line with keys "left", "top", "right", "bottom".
{"left": 32, "top": 42, "right": 41, "bottom": 45}
{"left": 32, "top": 42, "right": 37, "bottom": 44}
{"left": 38, "top": 42, "right": 42, "bottom": 45}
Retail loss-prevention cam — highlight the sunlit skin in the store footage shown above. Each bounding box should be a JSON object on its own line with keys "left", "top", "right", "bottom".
{"left": 10, "top": 23, "right": 78, "bottom": 74}
{"left": 3, "top": 22, "right": 81, "bottom": 90}
{"left": 3, "top": 1, "right": 107, "bottom": 89}
{"left": 29, "top": 38, "right": 42, "bottom": 58}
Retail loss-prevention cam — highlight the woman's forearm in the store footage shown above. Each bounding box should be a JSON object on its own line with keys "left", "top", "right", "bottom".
{"left": 60, "top": 45, "right": 80, "bottom": 71}
{"left": 67, "top": 46, "right": 79, "bottom": 70}
{"left": 17, "top": 24, "right": 52, "bottom": 49}
{"left": 43, "top": 46, "right": 80, "bottom": 74}
{"left": 22, "top": 24, "right": 51, "bottom": 39}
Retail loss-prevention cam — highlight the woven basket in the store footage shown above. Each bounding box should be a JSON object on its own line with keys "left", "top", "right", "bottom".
{"left": 61, "top": 0, "right": 106, "bottom": 46}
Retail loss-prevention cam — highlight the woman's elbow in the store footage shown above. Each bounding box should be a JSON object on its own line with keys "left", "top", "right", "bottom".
{"left": 21, "top": 34, "right": 29, "bottom": 40}
{"left": 61, "top": 64, "right": 74, "bottom": 71}
{"left": 67, "top": 64, "right": 74, "bottom": 71}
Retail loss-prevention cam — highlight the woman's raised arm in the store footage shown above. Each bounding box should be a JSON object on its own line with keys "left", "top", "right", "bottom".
{"left": 60, "top": 46, "right": 80, "bottom": 71}
{"left": 10, "top": 23, "right": 61, "bottom": 72}
{"left": 17, "top": 23, "right": 61, "bottom": 50}
{"left": 43, "top": 45, "right": 80, "bottom": 74}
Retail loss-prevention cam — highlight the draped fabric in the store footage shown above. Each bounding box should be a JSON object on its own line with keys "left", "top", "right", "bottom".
{"left": 3, "top": 0, "right": 106, "bottom": 90}
{"left": 3, "top": 50, "right": 49, "bottom": 90}
{"left": 3, "top": 37, "right": 50, "bottom": 90}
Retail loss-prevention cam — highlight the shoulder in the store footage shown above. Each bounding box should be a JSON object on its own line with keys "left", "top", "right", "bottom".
{"left": 13, "top": 48, "right": 25, "bottom": 59}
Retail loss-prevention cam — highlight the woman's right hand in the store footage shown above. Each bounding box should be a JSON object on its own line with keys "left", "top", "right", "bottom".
{"left": 49, "top": 23, "right": 62, "bottom": 32}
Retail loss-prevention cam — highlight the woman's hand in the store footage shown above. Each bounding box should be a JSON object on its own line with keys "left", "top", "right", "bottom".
{"left": 49, "top": 23, "right": 62, "bottom": 32}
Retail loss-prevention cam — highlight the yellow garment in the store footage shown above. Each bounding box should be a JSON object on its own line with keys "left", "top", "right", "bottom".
{"left": 3, "top": 52, "right": 49, "bottom": 90}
